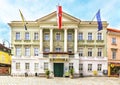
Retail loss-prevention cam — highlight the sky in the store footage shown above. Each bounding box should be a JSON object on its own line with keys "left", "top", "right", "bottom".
{"left": 0, "top": 0, "right": 120, "bottom": 47}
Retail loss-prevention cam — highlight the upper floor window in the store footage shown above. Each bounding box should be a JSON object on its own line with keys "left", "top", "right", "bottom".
{"left": 88, "top": 33, "right": 92, "bottom": 40}
{"left": 16, "top": 47, "right": 21, "bottom": 56}
{"left": 56, "top": 32, "right": 61, "bottom": 41}
{"left": 34, "top": 48, "right": 39, "bottom": 56}
{"left": 25, "top": 47, "right": 30, "bottom": 56}
{"left": 67, "top": 32, "right": 72, "bottom": 41}
{"left": 97, "top": 48, "right": 102, "bottom": 57}
{"left": 25, "top": 32, "right": 30, "bottom": 40}
{"left": 78, "top": 32, "right": 83, "bottom": 40}
{"left": 55, "top": 48, "right": 61, "bottom": 52}
{"left": 112, "top": 50, "right": 116, "bottom": 59}
{"left": 16, "top": 32, "right": 20, "bottom": 40}
{"left": 44, "top": 48, "right": 50, "bottom": 52}
{"left": 79, "top": 48, "right": 83, "bottom": 57}
{"left": 68, "top": 48, "right": 72, "bottom": 53}
{"left": 88, "top": 48, "right": 92, "bottom": 57}
{"left": 97, "top": 33, "right": 102, "bottom": 40}
{"left": 112, "top": 38, "right": 116, "bottom": 44}
{"left": 44, "top": 33, "right": 49, "bottom": 40}
{"left": 34, "top": 32, "right": 39, "bottom": 40}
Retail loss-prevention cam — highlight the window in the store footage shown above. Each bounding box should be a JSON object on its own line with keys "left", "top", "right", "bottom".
{"left": 56, "top": 32, "right": 60, "bottom": 41}
{"left": 44, "top": 48, "right": 50, "bottom": 52}
{"left": 88, "top": 33, "right": 92, "bottom": 40}
{"left": 112, "top": 38, "right": 116, "bottom": 44}
{"left": 68, "top": 48, "right": 72, "bottom": 53}
{"left": 97, "top": 64, "right": 102, "bottom": 71}
{"left": 34, "top": 63, "right": 39, "bottom": 71}
{"left": 44, "top": 62, "right": 48, "bottom": 70}
{"left": 79, "top": 48, "right": 83, "bottom": 57}
{"left": 44, "top": 33, "right": 49, "bottom": 40}
{"left": 88, "top": 64, "right": 92, "bottom": 71}
{"left": 34, "top": 32, "right": 39, "bottom": 40}
{"left": 68, "top": 32, "right": 72, "bottom": 41}
{"left": 112, "top": 50, "right": 116, "bottom": 59}
{"left": 25, "top": 47, "right": 30, "bottom": 56}
{"left": 55, "top": 48, "right": 61, "bottom": 52}
{"left": 79, "top": 64, "right": 83, "bottom": 71}
{"left": 16, "top": 32, "right": 20, "bottom": 40}
{"left": 88, "top": 48, "right": 92, "bottom": 57}
{"left": 16, "top": 62, "right": 20, "bottom": 70}
{"left": 78, "top": 32, "right": 83, "bottom": 40}
{"left": 16, "top": 47, "right": 21, "bottom": 56}
{"left": 97, "top": 48, "right": 102, "bottom": 57}
{"left": 25, "top": 63, "right": 29, "bottom": 70}
{"left": 97, "top": 33, "right": 102, "bottom": 40}
{"left": 34, "top": 48, "right": 39, "bottom": 56}
{"left": 69, "top": 63, "right": 73, "bottom": 70}
{"left": 25, "top": 32, "right": 30, "bottom": 40}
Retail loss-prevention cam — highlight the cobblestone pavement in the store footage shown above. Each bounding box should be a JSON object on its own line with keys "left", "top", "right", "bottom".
{"left": 0, "top": 76, "right": 120, "bottom": 85}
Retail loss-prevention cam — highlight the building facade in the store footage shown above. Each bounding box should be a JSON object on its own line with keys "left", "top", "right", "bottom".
{"left": 107, "top": 28, "right": 120, "bottom": 77}
{"left": 0, "top": 44, "right": 11, "bottom": 74}
{"left": 9, "top": 11, "right": 108, "bottom": 77}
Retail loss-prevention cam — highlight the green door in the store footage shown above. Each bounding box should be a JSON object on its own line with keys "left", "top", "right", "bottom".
{"left": 54, "top": 63, "right": 64, "bottom": 77}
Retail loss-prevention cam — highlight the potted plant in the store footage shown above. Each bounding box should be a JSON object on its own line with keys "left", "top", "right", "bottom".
{"left": 69, "top": 68, "right": 74, "bottom": 79}
{"left": 45, "top": 69, "right": 50, "bottom": 78}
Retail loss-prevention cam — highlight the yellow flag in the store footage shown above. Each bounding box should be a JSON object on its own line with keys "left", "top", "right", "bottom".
{"left": 19, "top": 9, "right": 27, "bottom": 30}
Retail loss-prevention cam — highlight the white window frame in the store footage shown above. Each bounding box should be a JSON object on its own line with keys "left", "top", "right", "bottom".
{"left": 55, "top": 47, "right": 61, "bottom": 52}
{"left": 25, "top": 32, "right": 30, "bottom": 40}
{"left": 16, "top": 32, "right": 20, "bottom": 40}
{"left": 79, "top": 48, "right": 83, "bottom": 57}
{"left": 67, "top": 32, "right": 72, "bottom": 41}
{"left": 34, "top": 32, "right": 39, "bottom": 40}
{"left": 16, "top": 47, "right": 21, "bottom": 56}
{"left": 97, "top": 48, "right": 102, "bottom": 57}
{"left": 112, "top": 38, "right": 116, "bottom": 44}
{"left": 78, "top": 32, "right": 83, "bottom": 40}
{"left": 44, "top": 32, "right": 49, "bottom": 40}
{"left": 34, "top": 63, "right": 39, "bottom": 71}
{"left": 25, "top": 47, "right": 30, "bottom": 56}
{"left": 97, "top": 64, "right": 102, "bottom": 71}
{"left": 88, "top": 64, "right": 92, "bottom": 71}
{"left": 79, "top": 64, "right": 83, "bottom": 71}
{"left": 16, "top": 62, "right": 20, "bottom": 70}
{"left": 34, "top": 48, "right": 39, "bottom": 56}
{"left": 112, "top": 50, "right": 116, "bottom": 59}
{"left": 88, "top": 48, "right": 92, "bottom": 57}
{"left": 88, "top": 32, "right": 92, "bottom": 40}
{"left": 97, "top": 33, "right": 102, "bottom": 40}
{"left": 69, "top": 63, "right": 73, "bottom": 70}
{"left": 56, "top": 32, "right": 61, "bottom": 41}
{"left": 25, "top": 63, "right": 30, "bottom": 70}
{"left": 44, "top": 62, "right": 48, "bottom": 70}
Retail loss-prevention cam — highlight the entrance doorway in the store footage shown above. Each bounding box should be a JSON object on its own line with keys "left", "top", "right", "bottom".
{"left": 54, "top": 63, "right": 64, "bottom": 77}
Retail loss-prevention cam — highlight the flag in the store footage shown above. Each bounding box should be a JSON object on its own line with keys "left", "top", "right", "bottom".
{"left": 96, "top": 9, "right": 103, "bottom": 31}
{"left": 19, "top": 9, "right": 27, "bottom": 30}
{"left": 57, "top": 5, "right": 62, "bottom": 29}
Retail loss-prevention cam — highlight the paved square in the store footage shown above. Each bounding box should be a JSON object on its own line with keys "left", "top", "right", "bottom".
{"left": 0, "top": 76, "right": 120, "bottom": 85}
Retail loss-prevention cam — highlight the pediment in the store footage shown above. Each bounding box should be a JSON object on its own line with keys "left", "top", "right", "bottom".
{"left": 36, "top": 11, "right": 81, "bottom": 23}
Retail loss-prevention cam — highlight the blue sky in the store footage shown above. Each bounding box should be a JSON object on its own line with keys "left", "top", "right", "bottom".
{"left": 0, "top": 0, "right": 120, "bottom": 47}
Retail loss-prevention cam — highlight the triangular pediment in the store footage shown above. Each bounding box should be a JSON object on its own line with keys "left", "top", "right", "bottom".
{"left": 36, "top": 11, "right": 81, "bottom": 23}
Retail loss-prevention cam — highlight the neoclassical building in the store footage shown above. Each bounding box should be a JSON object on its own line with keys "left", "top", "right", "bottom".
{"left": 9, "top": 11, "right": 108, "bottom": 77}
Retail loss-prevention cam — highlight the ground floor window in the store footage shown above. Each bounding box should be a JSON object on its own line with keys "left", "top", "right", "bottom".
{"left": 79, "top": 64, "right": 83, "bottom": 71}
{"left": 69, "top": 63, "right": 73, "bottom": 70}
{"left": 34, "top": 63, "right": 39, "bottom": 71}
{"left": 97, "top": 64, "right": 102, "bottom": 71}
{"left": 25, "top": 63, "right": 30, "bottom": 70}
{"left": 16, "top": 62, "right": 20, "bottom": 70}
{"left": 44, "top": 62, "right": 48, "bottom": 70}
{"left": 88, "top": 64, "right": 92, "bottom": 71}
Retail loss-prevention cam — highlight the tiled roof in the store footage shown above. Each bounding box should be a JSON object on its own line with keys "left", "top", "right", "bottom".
{"left": 107, "top": 28, "right": 120, "bottom": 33}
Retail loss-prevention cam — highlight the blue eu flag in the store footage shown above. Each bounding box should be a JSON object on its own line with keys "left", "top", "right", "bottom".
{"left": 96, "top": 9, "right": 103, "bottom": 31}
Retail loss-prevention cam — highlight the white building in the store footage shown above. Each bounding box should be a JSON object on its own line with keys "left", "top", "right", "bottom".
{"left": 9, "top": 11, "right": 108, "bottom": 77}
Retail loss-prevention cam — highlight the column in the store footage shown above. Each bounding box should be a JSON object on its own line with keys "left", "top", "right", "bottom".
{"left": 40, "top": 28, "right": 43, "bottom": 53}
{"left": 74, "top": 28, "right": 78, "bottom": 53}
{"left": 64, "top": 29, "right": 67, "bottom": 52}
{"left": 50, "top": 29, "right": 53, "bottom": 52}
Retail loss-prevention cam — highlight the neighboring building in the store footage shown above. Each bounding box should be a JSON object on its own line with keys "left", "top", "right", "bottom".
{"left": 8, "top": 11, "right": 108, "bottom": 77}
{"left": 107, "top": 28, "right": 120, "bottom": 77}
{"left": 0, "top": 43, "right": 11, "bottom": 74}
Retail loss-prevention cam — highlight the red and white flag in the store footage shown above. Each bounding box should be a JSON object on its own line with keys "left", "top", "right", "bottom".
{"left": 57, "top": 5, "right": 62, "bottom": 29}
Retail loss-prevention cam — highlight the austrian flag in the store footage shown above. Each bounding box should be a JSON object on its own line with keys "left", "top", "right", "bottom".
{"left": 57, "top": 5, "right": 62, "bottom": 29}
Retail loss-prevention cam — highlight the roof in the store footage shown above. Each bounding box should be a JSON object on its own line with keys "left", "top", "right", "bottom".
{"left": 107, "top": 28, "right": 120, "bottom": 33}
